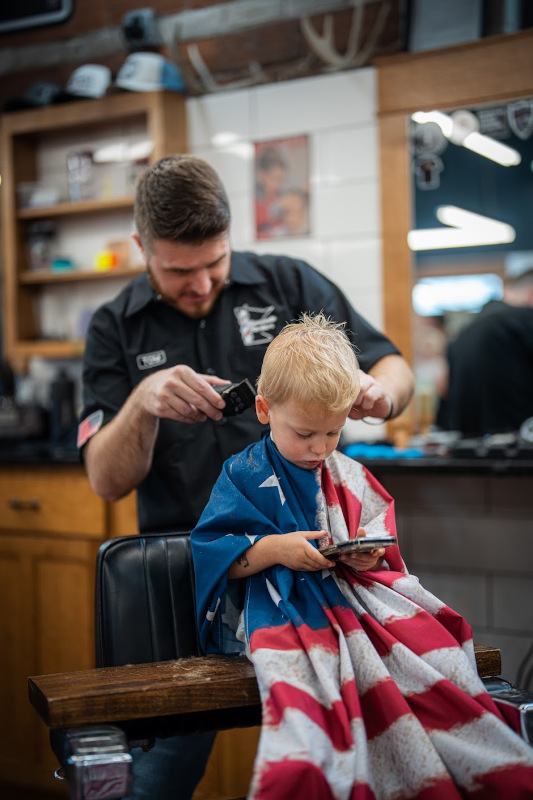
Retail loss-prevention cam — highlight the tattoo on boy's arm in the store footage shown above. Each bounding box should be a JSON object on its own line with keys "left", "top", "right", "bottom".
{"left": 236, "top": 551, "right": 250, "bottom": 568}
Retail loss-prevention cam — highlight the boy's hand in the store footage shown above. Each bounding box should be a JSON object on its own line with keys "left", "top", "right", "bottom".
{"left": 277, "top": 530, "right": 334, "bottom": 571}
{"left": 338, "top": 527, "right": 385, "bottom": 571}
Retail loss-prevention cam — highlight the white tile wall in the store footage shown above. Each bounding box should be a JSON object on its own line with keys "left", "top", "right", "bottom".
{"left": 188, "top": 66, "right": 383, "bottom": 332}
{"left": 315, "top": 124, "right": 379, "bottom": 185}
{"left": 187, "top": 88, "right": 252, "bottom": 150}
{"left": 313, "top": 180, "right": 380, "bottom": 238}
{"left": 250, "top": 69, "right": 377, "bottom": 138}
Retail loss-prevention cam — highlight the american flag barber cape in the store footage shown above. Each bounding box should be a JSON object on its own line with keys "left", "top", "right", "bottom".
{"left": 191, "top": 435, "right": 533, "bottom": 799}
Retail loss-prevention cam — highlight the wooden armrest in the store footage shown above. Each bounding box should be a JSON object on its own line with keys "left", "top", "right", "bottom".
{"left": 473, "top": 643, "right": 501, "bottom": 679}
{"left": 28, "top": 644, "right": 501, "bottom": 731}
{"left": 29, "top": 654, "right": 260, "bottom": 729}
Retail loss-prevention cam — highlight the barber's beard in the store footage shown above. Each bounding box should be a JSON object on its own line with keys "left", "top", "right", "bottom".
{"left": 147, "top": 265, "right": 222, "bottom": 319}
{"left": 147, "top": 265, "right": 161, "bottom": 297}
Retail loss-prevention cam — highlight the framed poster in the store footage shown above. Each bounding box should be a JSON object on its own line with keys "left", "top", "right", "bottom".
{"left": 254, "top": 135, "right": 310, "bottom": 240}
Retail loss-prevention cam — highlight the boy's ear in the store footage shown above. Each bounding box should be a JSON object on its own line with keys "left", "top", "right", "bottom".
{"left": 255, "top": 395, "right": 270, "bottom": 424}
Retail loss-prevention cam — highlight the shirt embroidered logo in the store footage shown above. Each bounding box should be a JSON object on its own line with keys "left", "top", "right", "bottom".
{"left": 233, "top": 304, "right": 277, "bottom": 346}
{"left": 136, "top": 350, "right": 167, "bottom": 370}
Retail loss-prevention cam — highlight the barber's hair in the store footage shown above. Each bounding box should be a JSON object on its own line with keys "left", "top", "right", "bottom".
{"left": 257, "top": 312, "right": 360, "bottom": 413}
{"left": 134, "top": 155, "right": 231, "bottom": 252}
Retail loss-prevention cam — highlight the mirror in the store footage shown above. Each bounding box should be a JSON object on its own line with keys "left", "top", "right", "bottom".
{"left": 409, "top": 98, "right": 533, "bottom": 432}
{"left": 376, "top": 29, "right": 533, "bottom": 440}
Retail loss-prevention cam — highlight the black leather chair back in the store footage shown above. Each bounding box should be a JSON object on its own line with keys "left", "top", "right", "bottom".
{"left": 50, "top": 529, "right": 258, "bottom": 767}
{"left": 95, "top": 531, "right": 200, "bottom": 668}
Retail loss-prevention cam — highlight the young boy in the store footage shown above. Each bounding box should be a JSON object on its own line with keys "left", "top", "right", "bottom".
{"left": 191, "top": 313, "right": 533, "bottom": 800}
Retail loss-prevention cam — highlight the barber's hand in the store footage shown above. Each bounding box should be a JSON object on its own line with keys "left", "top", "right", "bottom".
{"left": 138, "top": 365, "right": 230, "bottom": 424}
{"left": 348, "top": 370, "right": 393, "bottom": 421}
{"left": 277, "top": 530, "right": 334, "bottom": 572}
{"left": 338, "top": 527, "right": 385, "bottom": 571}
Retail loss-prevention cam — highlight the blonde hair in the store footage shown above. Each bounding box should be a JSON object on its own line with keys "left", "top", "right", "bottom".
{"left": 257, "top": 312, "right": 360, "bottom": 413}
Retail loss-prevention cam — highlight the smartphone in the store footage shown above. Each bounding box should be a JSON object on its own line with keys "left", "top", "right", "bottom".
{"left": 319, "top": 536, "right": 396, "bottom": 559}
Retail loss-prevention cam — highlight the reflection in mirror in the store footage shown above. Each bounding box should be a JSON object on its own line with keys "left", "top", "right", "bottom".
{"left": 408, "top": 98, "right": 533, "bottom": 435}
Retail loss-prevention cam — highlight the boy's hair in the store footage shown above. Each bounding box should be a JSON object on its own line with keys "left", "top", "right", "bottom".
{"left": 134, "top": 154, "right": 231, "bottom": 254}
{"left": 257, "top": 312, "right": 360, "bottom": 413}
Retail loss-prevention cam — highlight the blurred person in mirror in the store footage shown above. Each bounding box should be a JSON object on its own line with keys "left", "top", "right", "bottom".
{"left": 439, "top": 268, "right": 533, "bottom": 437}
{"left": 78, "top": 154, "right": 414, "bottom": 800}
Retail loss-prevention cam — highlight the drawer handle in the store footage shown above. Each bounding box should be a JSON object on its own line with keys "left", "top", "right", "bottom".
{"left": 9, "top": 497, "right": 41, "bottom": 511}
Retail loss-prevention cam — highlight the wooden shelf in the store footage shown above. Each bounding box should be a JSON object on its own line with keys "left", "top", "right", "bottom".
{"left": 13, "top": 339, "right": 86, "bottom": 360}
{"left": 20, "top": 265, "right": 144, "bottom": 285}
{"left": 18, "top": 196, "right": 134, "bottom": 219}
{"left": 1, "top": 90, "right": 187, "bottom": 367}
{"left": 1, "top": 91, "right": 171, "bottom": 136}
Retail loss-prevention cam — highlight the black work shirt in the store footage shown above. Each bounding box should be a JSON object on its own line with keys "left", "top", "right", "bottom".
{"left": 444, "top": 299, "right": 533, "bottom": 437}
{"left": 81, "top": 251, "right": 399, "bottom": 532}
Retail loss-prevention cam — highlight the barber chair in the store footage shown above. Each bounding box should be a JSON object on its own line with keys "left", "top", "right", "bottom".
{"left": 50, "top": 531, "right": 260, "bottom": 800}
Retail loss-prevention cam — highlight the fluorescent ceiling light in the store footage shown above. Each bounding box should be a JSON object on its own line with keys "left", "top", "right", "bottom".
{"left": 408, "top": 205, "right": 516, "bottom": 251}
{"left": 462, "top": 131, "right": 521, "bottom": 166}
{"left": 411, "top": 110, "right": 521, "bottom": 167}
{"left": 411, "top": 110, "right": 453, "bottom": 138}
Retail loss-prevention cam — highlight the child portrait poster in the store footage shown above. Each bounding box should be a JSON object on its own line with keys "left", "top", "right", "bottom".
{"left": 254, "top": 135, "right": 310, "bottom": 240}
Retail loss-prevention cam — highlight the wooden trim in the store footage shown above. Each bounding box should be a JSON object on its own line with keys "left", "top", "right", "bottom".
{"left": 376, "top": 30, "right": 533, "bottom": 116}
{"left": 376, "top": 30, "right": 533, "bottom": 433}
{"left": 378, "top": 112, "right": 412, "bottom": 365}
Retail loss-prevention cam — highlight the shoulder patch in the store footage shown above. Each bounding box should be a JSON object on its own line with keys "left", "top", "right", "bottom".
{"left": 77, "top": 409, "right": 104, "bottom": 448}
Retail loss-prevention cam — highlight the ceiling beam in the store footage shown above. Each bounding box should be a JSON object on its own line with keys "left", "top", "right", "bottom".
{"left": 0, "top": 0, "right": 383, "bottom": 77}
{"left": 171, "top": 0, "right": 382, "bottom": 41}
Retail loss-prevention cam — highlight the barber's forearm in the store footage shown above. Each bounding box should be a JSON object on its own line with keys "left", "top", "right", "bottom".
{"left": 84, "top": 389, "right": 159, "bottom": 501}
{"left": 369, "top": 354, "right": 414, "bottom": 418}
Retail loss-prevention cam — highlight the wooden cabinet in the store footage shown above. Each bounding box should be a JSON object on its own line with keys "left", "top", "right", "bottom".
{"left": 0, "top": 90, "right": 187, "bottom": 369}
{"left": 0, "top": 465, "right": 261, "bottom": 799}
{"left": 0, "top": 465, "right": 137, "bottom": 796}
{"left": 195, "top": 728, "right": 261, "bottom": 800}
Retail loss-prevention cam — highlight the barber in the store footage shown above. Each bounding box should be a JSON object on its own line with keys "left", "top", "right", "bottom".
{"left": 79, "top": 154, "right": 414, "bottom": 799}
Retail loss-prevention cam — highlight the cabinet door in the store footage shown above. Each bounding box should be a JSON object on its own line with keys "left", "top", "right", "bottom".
{"left": 194, "top": 727, "right": 261, "bottom": 800}
{"left": 0, "top": 533, "right": 100, "bottom": 793}
{"left": 0, "top": 466, "right": 106, "bottom": 537}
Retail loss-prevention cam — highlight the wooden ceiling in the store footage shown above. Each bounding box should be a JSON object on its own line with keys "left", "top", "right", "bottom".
{"left": 0, "top": 1, "right": 408, "bottom": 107}
{"left": 172, "top": 1, "right": 408, "bottom": 94}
